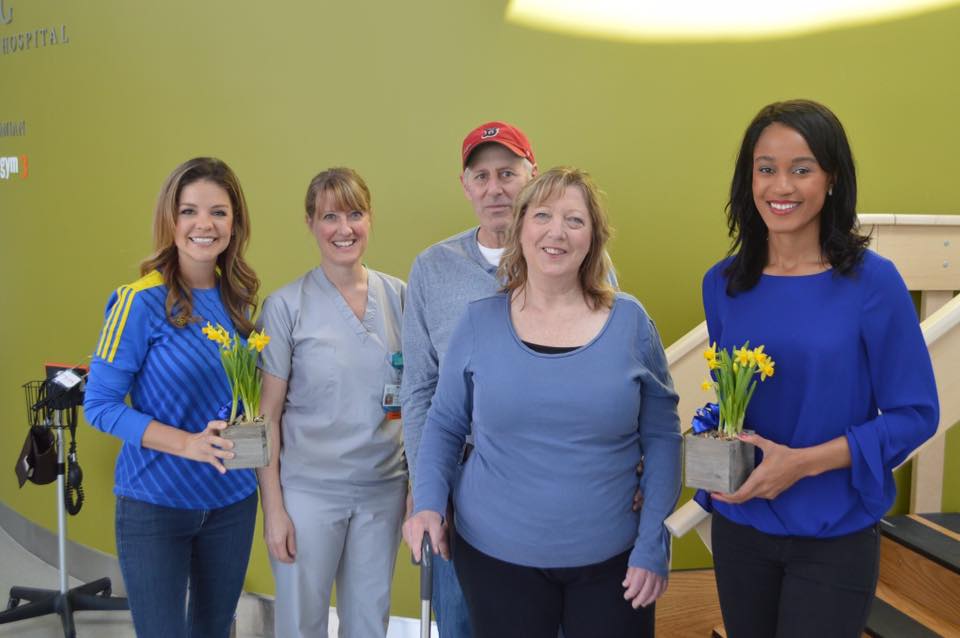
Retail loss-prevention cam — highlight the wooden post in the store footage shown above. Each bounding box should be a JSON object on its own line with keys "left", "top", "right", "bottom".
{"left": 911, "top": 290, "right": 954, "bottom": 513}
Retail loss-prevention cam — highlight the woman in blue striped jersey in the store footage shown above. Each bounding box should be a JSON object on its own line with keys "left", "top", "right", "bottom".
{"left": 84, "top": 157, "right": 261, "bottom": 638}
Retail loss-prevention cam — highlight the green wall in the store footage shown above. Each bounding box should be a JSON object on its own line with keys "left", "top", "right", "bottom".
{"left": 2, "top": 0, "right": 958, "bottom": 617}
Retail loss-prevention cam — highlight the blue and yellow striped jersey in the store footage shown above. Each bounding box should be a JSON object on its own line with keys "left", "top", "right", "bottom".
{"left": 83, "top": 272, "right": 256, "bottom": 509}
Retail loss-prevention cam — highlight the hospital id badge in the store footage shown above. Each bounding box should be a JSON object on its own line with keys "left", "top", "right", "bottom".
{"left": 382, "top": 384, "right": 401, "bottom": 410}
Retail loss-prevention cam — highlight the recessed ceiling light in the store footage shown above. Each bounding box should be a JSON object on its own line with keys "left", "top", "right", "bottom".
{"left": 506, "top": 0, "right": 959, "bottom": 41}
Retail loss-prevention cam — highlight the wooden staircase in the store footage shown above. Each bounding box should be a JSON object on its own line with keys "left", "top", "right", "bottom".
{"left": 865, "top": 513, "right": 960, "bottom": 637}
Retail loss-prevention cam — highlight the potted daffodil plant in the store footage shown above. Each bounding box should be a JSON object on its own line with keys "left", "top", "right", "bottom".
{"left": 684, "top": 342, "right": 775, "bottom": 493}
{"left": 203, "top": 322, "right": 272, "bottom": 469}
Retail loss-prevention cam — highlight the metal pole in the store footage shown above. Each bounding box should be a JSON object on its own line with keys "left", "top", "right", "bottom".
{"left": 420, "top": 600, "right": 431, "bottom": 638}
{"left": 419, "top": 535, "right": 433, "bottom": 638}
{"left": 54, "top": 411, "right": 68, "bottom": 595}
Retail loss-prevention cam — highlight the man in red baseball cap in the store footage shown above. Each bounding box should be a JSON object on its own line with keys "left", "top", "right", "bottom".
{"left": 460, "top": 121, "right": 536, "bottom": 169}
{"left": 458, "top": 120, "right": 538, "bottom": 251}
{"left": 400, "top": 120, "right": 538, "bottom": 638}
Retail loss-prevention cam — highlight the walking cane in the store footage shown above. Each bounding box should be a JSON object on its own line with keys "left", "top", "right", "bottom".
{"left": 418, "top": 534, "right": 433, "bottom": 638}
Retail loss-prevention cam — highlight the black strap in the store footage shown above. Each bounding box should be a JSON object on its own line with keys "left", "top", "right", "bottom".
{"left": 64, "top": 405, "right": 84, "bottom": 515}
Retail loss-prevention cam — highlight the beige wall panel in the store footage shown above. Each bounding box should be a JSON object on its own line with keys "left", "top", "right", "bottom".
{"left": 871, "top": 226, "right": 960, "bottom": 290}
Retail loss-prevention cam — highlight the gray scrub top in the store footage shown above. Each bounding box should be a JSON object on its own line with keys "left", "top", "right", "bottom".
{"left": 259, "top": 267, "right": 407, "bottom": 489}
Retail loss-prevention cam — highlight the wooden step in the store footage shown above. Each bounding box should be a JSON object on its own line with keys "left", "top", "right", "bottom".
{"left": 881, "top": 514, "right": 960, "bottom": 572}
{"left": 865, "top": 513, "right": 960, "bottom": 637}
{"left": 920, "top": 513, "right": 960, "bottom": 536}
{"left": 864, "top": 597, "right": 940, "bottom": 638}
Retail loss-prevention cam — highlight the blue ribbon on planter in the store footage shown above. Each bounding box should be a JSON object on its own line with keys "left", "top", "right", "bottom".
{"left": 693, "top": 489, "right": 713, "bottom": 511}
{"left": 691, "top": 402, "right": 720, "bottom": 434}
{"left": 216, "top": 400, "right": 245, "bottom": 422}
{"left": 691, "top": 402, "right": 720, "bottom": 508}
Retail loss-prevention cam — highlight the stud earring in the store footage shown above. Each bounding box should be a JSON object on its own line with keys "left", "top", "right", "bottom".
{"left": 828, "top": 186, "right": 833, "bottom": 196}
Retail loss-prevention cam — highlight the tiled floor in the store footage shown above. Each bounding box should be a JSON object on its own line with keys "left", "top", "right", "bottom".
{"left": 0, "top": 526, "right": 432, "bottom": 637}
{"left": 0, "top": 526, "right": 140, "bottom": 637}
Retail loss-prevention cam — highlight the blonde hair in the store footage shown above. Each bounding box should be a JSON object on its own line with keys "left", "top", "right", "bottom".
{"left": 498, "top": 166, "right": 615, "bottom": 310}
{"left": 304, "top": 167, "right": 372, "bottom": 219}
{"left": 140, "top": 157, "right": 260, "bottom": 335}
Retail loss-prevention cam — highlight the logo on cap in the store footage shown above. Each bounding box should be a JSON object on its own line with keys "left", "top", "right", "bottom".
{"left": 481, "top": 127, "right": 499, "bottom": 139}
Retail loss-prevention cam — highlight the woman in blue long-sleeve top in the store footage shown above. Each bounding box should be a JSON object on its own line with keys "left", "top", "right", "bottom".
{"left": 404, "top": 167, "right": 682, "bottom": 638}
{"left": 83, "top": 158, "right": 260, "bottom": 638}
{"left": 703, "top": 100, "right": 939, "bottom": 638}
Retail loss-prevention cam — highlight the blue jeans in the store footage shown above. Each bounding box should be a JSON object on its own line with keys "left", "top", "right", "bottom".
{"left": 433, "top": 526, "right": 472, "bottom": 638}
{"left": 115, "top": 493, "right": 258, "bottom": 638}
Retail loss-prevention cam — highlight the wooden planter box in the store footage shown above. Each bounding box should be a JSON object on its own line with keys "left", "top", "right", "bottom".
{"left": 221, "top": 420, "right": 270, "bottom": 469}
{"left": 683, "top": 431, "right": 755, "bottom": 494}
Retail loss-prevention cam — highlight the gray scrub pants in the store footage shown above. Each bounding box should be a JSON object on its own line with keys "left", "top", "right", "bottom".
{"left": 271, "top": 479, "right": 407, "bottom": 638}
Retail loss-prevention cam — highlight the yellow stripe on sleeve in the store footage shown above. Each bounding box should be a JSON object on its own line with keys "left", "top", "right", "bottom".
{"left": 95, "top": 290, "right": 123, "bottom": 358}
{"left": 105, "top": 288, "right": 139, "bottom": 363}
{"left": 97, "top": 287, "right": 131, "bottom": 360}
{"left": 97, "top": 272, "right": 165, "bottom": 363}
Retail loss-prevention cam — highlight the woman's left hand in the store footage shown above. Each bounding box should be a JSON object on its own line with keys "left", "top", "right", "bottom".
{"left": 711, "top": 432, "right": 806, "bottom": 504}
{"left": 622, "top": 567, "right": 667, "bottom": 608}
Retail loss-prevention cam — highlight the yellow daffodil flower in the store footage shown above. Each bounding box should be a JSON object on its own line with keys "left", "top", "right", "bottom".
{"left": 206, "top": 324, "right": 270, "bottom": 422}
{"left": 247, "top": 331, "right": 271, "bottom": 353}
{"left": 203, "top": 323, "right": 233, "bottom": 348}
{"left": 703, "top": 343, "right": 717, "bottom": 363}
{"left": 760, "top": 360, "right": 775, "bottom": 381}
{"left": 734, "top": 347, "right": 751, "bottom": 366}
{"left": 202, "top": 323, "right": 218, "bottom": 341}
{"left": 702, "top": 341, "right": 776, "bottom": 436}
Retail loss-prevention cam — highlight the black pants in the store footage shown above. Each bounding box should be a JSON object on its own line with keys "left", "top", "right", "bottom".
{"left": 453, "top": 531, "right": 655, "bottom": 638}
{"left": 712, "top": 513, "right": 879, "bottom": 638}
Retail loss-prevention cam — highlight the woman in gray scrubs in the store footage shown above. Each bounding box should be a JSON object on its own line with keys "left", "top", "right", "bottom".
{"left": 256, "top": 167, "right": 408, "bottom": 637}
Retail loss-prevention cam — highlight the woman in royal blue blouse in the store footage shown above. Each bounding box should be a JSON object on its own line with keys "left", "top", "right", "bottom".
{"left": 703, "top": 100, "right": 939, "bottom": 637}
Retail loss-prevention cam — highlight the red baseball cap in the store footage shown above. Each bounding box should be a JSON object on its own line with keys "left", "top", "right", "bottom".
{"left": 461, "top": 121, "right": 536, "bottom": 169}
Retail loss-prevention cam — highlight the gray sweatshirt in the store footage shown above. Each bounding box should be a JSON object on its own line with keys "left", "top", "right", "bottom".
{"left": 400, "top": 227, "right": 499, "bottom": 480}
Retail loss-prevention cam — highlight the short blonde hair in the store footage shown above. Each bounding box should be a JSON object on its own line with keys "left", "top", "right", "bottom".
{"left": 498, "top": 166, "right": 615, "bottom": 310}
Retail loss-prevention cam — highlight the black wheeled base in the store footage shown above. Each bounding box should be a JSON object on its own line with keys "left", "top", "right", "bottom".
{"left": 0, "top": 577, "right": 129, "bottom": 638}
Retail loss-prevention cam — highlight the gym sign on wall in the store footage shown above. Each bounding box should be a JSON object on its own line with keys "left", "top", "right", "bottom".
{"left": 0, "top": 155, "right": 28, "bottom": 180}
{"left": 0, "top": 1, "right": 71, "bottom": 56}
{"left": 2, "top": 1, "right": 33, "bottom": 182}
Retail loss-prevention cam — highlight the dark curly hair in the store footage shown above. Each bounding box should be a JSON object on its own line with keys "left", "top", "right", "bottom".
{"left": 724, "top": 99, "right": 869, "bottom": 295}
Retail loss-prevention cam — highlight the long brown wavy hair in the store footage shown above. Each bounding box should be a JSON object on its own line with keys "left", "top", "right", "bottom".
{"left": 499, "top": 166, "right": 615, "bottom": 310}
{"left": 140, "top": 157, "right": 259, "bottom": 335}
